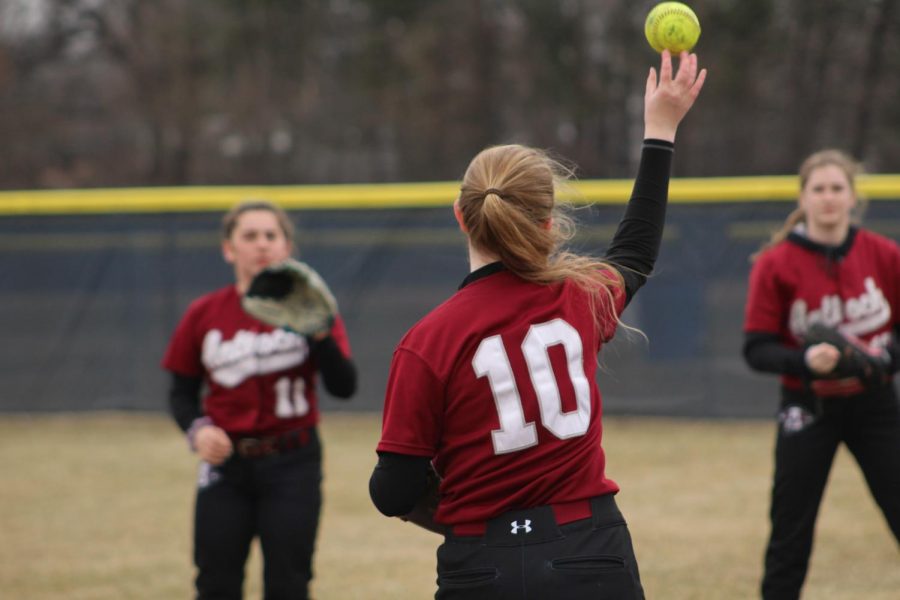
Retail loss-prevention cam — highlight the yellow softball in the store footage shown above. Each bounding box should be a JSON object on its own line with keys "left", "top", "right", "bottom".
{"left": 644, "top": 2, "right": 701, "bottom": 54}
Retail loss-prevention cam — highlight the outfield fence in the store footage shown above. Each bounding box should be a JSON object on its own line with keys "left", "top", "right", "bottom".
{"left": 4, "top": 177, "right": 900, "bottom": 418}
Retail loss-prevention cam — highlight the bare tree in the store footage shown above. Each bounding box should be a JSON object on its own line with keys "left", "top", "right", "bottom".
{"left": 2, "top": 0, "right": 900, "bottom": 189}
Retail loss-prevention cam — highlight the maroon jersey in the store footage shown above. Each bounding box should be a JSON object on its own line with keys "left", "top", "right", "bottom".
{"left": 744, "top": 228, "right": 900, "bottom": 394}
{"left": 377, "top": 265, "right": 626, "bottom": 526}
{"left": 162, "top": 285, "right": 352, "bottom": 435}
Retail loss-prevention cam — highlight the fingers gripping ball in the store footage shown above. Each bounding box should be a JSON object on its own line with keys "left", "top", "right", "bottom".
{"left": 645, "top": 2, "right": 701, "bottom": 54}
{"left": 242, "top": 258, "right": 338, "bottom": 337}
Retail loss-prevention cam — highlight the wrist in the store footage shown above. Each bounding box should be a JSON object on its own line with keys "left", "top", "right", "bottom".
{"left": 308, "top": 333, "right": 336, "bottom": 352}
{"left": 802, "top": 346, "right": 822, "bottom": 375}
{"left": 187, "top": 416, "right": 213, "bottom": 452}
{"left": 643, "top": 126, "right": 676, "bottom": 142}
{"left": 803, "top": 346, "right": 813, "bottom": 367}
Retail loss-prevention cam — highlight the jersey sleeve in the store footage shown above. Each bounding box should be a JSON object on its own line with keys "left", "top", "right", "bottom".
{"left": 744, "top": 252, "right": 786, "bottom": 334}
{"left": 161, "top": 302, "right": 205, "bottom": 377}
{"left": 376, "top": 347, "right": 444, "bottom": 457}
{"left": 329, "top": 314, "right": 353, "bottom": 357}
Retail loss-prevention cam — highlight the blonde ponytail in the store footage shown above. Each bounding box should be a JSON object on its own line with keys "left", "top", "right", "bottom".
{"left": 458, "top": 145, "right": 623, "bottom": 325}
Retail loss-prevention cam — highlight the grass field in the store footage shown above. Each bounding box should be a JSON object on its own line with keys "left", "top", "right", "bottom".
{"left": 1, "top": 412, "right": 897, "bottom": 599}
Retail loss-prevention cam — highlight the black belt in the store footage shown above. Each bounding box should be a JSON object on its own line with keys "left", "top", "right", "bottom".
{"left": 233, "top": 428, "right": 311, "bottom": 458}
{"left": 447, "top": 494, "right": 624, "bottom": 545}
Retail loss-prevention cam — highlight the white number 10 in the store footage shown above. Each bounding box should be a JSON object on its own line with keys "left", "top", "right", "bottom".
{"left": 472, "top": 318, "right": 591, "bottom": 455}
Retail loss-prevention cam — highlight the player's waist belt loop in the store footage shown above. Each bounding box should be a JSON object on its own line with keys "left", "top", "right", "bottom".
{"left": 233, "top": 427, "right": 311, "bottom": 459}
{"left": 449, "top": 494, "right": 622, "bottom": 537}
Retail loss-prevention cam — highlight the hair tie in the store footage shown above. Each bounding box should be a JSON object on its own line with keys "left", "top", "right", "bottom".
{"left": 483, "top": 188, "right": 504, "bottom": 199}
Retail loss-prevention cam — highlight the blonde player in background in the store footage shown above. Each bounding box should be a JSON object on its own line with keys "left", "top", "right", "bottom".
{"left": 744, "top": 150, "right": 900, "bottom": 599}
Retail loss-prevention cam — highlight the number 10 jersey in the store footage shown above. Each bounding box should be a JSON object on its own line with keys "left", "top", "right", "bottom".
{"left": 377, "top": 263, "right": 625, "bottom": 527}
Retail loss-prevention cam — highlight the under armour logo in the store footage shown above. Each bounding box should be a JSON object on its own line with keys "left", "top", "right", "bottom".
{"left": 510, "top": 519, "right": 532, "bottom": 534}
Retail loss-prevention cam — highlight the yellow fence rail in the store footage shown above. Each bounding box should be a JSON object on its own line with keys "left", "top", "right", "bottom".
{"left": 2, "top": 175, "right": 900, "bottom": 216}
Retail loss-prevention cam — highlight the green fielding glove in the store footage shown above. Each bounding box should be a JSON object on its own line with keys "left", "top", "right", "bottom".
{"left": 242, "top": 258, "right": 338, "bottom": 337}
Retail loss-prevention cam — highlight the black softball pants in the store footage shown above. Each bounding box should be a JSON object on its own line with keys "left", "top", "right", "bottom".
{"left": 435, "top": 494, "right": 644, "bottom": 600}
{"left": 193, "top": 429, "right": 322, "bottom": 600}
{"left": 762, "top": 387, "right": 900, "bottom": 600}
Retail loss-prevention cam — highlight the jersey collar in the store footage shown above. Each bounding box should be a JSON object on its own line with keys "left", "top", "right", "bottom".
{"left": 787, "top": 225, "right": 858, "bottom": 261}
{"left": 459, "top": 261, "right": 507, "bottom": 290}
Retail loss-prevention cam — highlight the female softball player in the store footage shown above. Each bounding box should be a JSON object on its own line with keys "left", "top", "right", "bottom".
{"left": 162, "top": 200, "right": 357, "bottom": 600}
{"left": 743, "top": 150, "right": 900, "bottom": 599}
{"left": 369, "top": 51, "right": 705, "bottom": 599}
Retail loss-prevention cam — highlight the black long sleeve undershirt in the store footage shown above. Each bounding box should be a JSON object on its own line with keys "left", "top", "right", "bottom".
{"left": 742, "top": 331, "right": 809, "bottom": 378}
{"left": 369, "top": 139, "right": 676, "bottom": 520}
{"left": 310, "top": 335, "right": 357, "bottom": 399}
{"left": 369, "top": 452, "right": 433, "bottom": 517}
{"left": 604, "top": 138, "right": 674, "bottom": 305}
{"left": 743, "top": 327, "right": 900, "bottom": 380}
{"left": 169, "top": 373, "right": 204, "bottom": 432}
{"left": 167, "top": 334, "right": 356, "bottom": 432}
